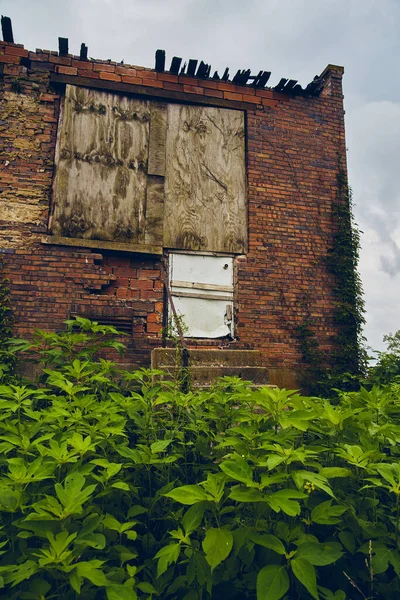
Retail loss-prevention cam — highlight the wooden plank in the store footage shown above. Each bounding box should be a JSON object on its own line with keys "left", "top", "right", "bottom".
{"left": 41, "top": 235, "right": 162, "bottom": 255}
{"left": 144, "top": 175, "right": 164, "bottom": 247}
{"left": 51, "top": 73, "right": 258, "bottom": 112}
{"left": 171, "top": 280, "right": 233, "bottom": 293}
{"left": 50, "top": 85, "right": 153, "bottom": 247}
{"left": 169, "top": 57, "right": 182, "bottom": 75}
{"left": 164, "top": 104, "right": 247, "bottom": 254}
{"left": 172, "top": 291, "right": 232, "bottom": 301}
{"left": 148, "top": 102, "right": 167, "bottom": 176}
{"left": 187, "top": 59, "right": 197, "bottom": 76}
{"left": 1, "top": 17, "right": 14, "bottom": 44}
{"left": 155, "top": 49, "right": 165, "bottom": 72}
{"left": 80, "top": 44, "right": 88, "bottom": 61}
{"left": 58, "top": 37, "right": 69, "bottom": 56}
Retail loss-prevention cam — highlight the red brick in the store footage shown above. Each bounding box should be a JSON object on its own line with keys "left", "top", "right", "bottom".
{"left": 56, "top": 65, "right": 78, "bottom": 75}
{"left": 217, "top": 82, "right": 239, "bottom": 92}
{"left": 200, "top": 80, "right": 219, "bottom": 89}
{"left": 261, "top": 98, "right": 279, "bottom": 107}
{"left": 203, "top": 89, "right": 224, "bottom": 98}
{"left": 223, "top": 92, "right": 243, "bottom": 101}
{"left": 163, "top": 82, "right": 184, "bottom": 92}
{"left": 157, "top": 73, "right": 179, "bottom": 83}
{"left": 141, "top": 70, "right": 158, "bottom": 79}
{"left": 5, "top": 46, "right": 29, "bottom": 58}
{"left": 78, "top": 69, "right": 100, "bottom": 79}
{"left": 99, "top": 72, "right": 121, "bottom": 82}
{"left": 93, "top": 63, "right": 116, "bottom": 73}
{"left": 241, "top": 94, "right": 262, "bottom": 105}
{"left": 116, "top": 66, "right": 137, "bottom": 76}
{"left": 0, "top": 54, "right": 20, "bottom": 64}
{"left": 183, "top": 85, "right": 204, "bottom": 95}
{"left": 71, "top": 60, "right": 93, "bottom": 70}
{"left": 142, "top": 79, "right": 163, "bottom": 88}
{"left": 255, "top": 89, "right": 274, "bottom": 99}
{"left": 121, "top": 76, "right": 143, "bottom": 85}
{"left": 49, "top": 55, "right": 71, "bottom": 66}
{"left": 28, "top": 52, "right": 50, "bottom": 62}
{"left": 178, "top": 75, "right": 199, "bottom": 86}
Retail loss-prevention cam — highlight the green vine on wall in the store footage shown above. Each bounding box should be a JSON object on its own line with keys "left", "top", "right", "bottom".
{"left": 0, "top": 258, "right": 16, "bottom": 381}
{"left": 297, "top": 167, "right": 366, "bottom": 393}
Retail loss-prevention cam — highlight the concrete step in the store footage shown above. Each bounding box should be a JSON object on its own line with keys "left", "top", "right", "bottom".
{"left": 151, "top": 348, "right": 264, "bottom": 368}
{"left": 151, "top": 348, "right": 269, "bottom": 387}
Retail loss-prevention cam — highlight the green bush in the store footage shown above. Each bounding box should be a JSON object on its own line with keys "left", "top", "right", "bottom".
{"left": 0, "top": 319, "right": 399, "bottom": 599}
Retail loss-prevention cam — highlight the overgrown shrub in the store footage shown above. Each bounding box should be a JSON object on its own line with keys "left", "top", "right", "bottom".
{"left": 0, "top": 319, "right": 399, "bottom": 599}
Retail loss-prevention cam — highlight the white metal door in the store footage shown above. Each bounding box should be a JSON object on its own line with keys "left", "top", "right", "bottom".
{"left": 169, "top": 253, "right": 234, "bottom": 338}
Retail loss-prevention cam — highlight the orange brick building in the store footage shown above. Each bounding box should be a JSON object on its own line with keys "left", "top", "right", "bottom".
{"left": 0, "top": 26, "right": 350, "bottom": 387}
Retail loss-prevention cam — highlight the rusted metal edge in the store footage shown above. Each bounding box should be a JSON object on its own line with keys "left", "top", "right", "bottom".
{"left": 41, "top": 235, "right": 162, "bottom": 255}
{"left": 50, "top": 73, "right": 257, "bottom": 112}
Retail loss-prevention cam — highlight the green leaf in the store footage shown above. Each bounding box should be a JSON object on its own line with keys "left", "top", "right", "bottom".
{"left": 220, "top": 456, "right": 255, "bottom": 486}
{"left": 74, "top": 560, "right": 108, "bottom": 587}
{"left": 291, "top": 557, "right": 319, "bottom": 600}
{"left": 319, "top": 467, "right": 352, "bottom": 479}
{"left": 164, "top": 485, "right": 210, "bottom": 505}
{"left": 295, "top": 542, "right": 343, "bottom": 566}
{"left": 155, "top": 543, "right": 181, "bottom": 577}
{"left": 267, "top": 489, "right": 307, "bottom": 516}
{"left": 229, "top": 487, "right": 266, "bottom": 502}
{"left": 150, "top": 439, "right": 173, "bottom": 453}
{"left": 257, "top": 564, "right": 289, "bottom": 600}
{"left": 202, "top": 528, "right": 233, "bottom": 571}
{"left": 107, "top": 584, "right": 138, "bottom": 600}
{"left": 55, "top": 473, "right": 96, "bottom": 517}
{"left": 338, "top": 530, "right": 355, "bottom": 553}
{"left": 291, "top": 470, "right": 334, "bottom": 497}
{"left": 311, "top": 500, "right": 347, "bottom": 525}
{"left": 182, "top": 503, "right": 205, "bottom": 536}
{"left": 251, "top": 534, "right": 286, "bottom": 555}
{"left": 137, "top": 581, "right": 158, "bottom": 594}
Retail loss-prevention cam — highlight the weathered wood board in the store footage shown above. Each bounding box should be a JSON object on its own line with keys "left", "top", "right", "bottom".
{"left": 50, "top": 85, "right": 163, "bottom": 249}
{"left": 163, "top": 104, "right": 247, "bottom": 253}
{"left": 148, "top": 102, "right": 167, "bottom": 176}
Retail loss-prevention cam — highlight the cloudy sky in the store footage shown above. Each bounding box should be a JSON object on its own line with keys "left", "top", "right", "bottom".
{"left": 3, "top": 0, "right": 400, "bottom": 352}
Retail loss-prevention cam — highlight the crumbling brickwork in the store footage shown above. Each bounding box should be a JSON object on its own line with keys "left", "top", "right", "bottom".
{"left": 0, "top": 39, "right": 348, "bottom": 385}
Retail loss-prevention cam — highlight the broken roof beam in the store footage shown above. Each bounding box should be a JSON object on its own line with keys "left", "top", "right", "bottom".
{"left": 80, "top": 43, "right": 88, "bottom": 61}
{"left": 196, "top": 61, "right": 210, "bottom": 78}
{"left": 155, "top": 49, "right": 166, "bottom": 72}
{"left": 232, "top": 69, "right": 251, "bottom": 85}
{"left": 1, "top": 16, "right": 14, "bottom": 43}
{"left": 274, "top": 77, "right": 288, "bottom": 92}
{"left": 187, "top": 59, "right": 198, "bottom": 76}
{"left": 282, "top": 79, "right": 298, "bottom": 93}
{"left": 221, "top": 68, "right": 230, "bottom": 81}
{"left": 58, "top": 37, "right": 69, "bottom": 56}
{"left": 169, "top": 56, "right": 182, "bottom": 75}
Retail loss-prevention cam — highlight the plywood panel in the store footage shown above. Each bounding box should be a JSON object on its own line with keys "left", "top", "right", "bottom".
{"left": 148, "top": 102, "right": 167, "bottom": 176}
{"left": 164, "top": 105, "right": 246, "bottom": 253}
{"left": 51, "top": 85, "right": 153, "bottom": 246}
{"left": 144, "top": 175, "right": 164, "bottom": 247}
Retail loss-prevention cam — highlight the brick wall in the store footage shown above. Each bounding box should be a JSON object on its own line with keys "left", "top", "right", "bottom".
{"left": 0, "top": 41, "right": 348, "bottom": 384}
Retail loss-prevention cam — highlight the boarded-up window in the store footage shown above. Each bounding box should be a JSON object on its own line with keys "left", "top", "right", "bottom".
{"left": 50, "top": 85, "right": 163, "bottom": 252}
{"left": 169, "top": 253, "right": 234, "bottom": 338}
{"left": 50, "top": 87, "right": 246, "bottom": 255}
{"left": 164, "top": 105, "right": 246, "bottom": 254}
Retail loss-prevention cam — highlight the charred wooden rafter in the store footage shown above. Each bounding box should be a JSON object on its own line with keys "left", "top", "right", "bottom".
{"left": 1, "top": 16, "right": 14, "bottom": 43}
{"left": 58, "top": 37, "right": 69, "bottom": 56}
{"left": 153, "top": 50, "right": 324, "bottom": 96}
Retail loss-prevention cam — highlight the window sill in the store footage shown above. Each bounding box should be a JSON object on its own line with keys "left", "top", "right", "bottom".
{"left": 41, "top": 235, "right": 162, "bottom": 255}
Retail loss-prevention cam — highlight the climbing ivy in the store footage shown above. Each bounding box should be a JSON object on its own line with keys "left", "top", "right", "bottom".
{"left": 297, "top": 169, "right": 366, "bottom": 394}
{"left": 0, "top": 258, "right": 16, "bottom": 381}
